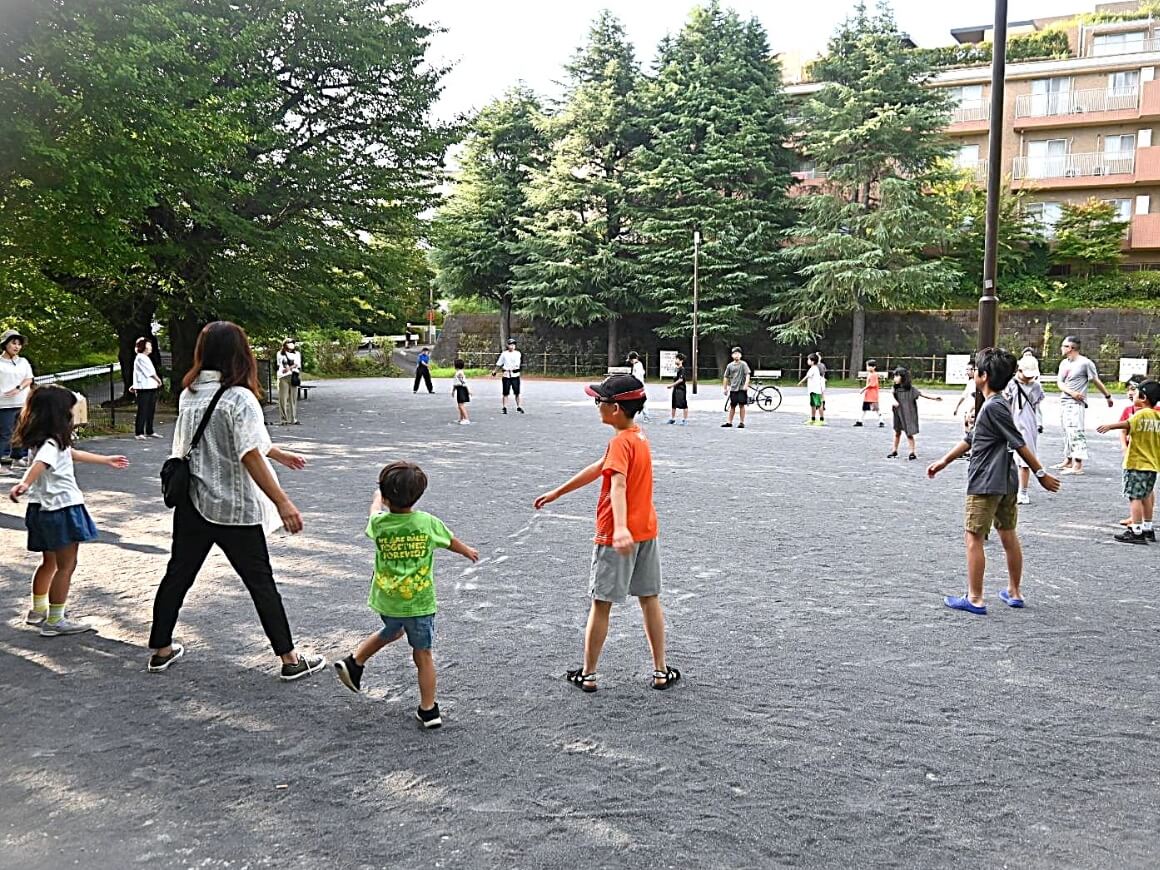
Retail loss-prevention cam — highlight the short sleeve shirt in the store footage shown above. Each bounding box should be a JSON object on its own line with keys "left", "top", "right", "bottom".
{"left": 365, "top": 510, "right": 453, "bottom": 617}
{"left": 28, "top": 438, "right": 84, "bottom": 510}
{"left": 133, "top": 353, "right": 160, "bottom": 390}
{"left": 965, "top": 394, "right": 1026, "bottom": 495}
{"left": 864, "top": 372, "right": 880, "bottom": 401}
{"left": 806, "top": 365, "right": 825, "bottom": 394}
{"left": 1057, "top": 355, "right": 1099, "bottom": 405}
{"left": 496, "top": 350, "right": 521, "bottom": 376}
{"left": 724, "top": 361, "right": 751, "bottom": 392}
{"left": 0, "top": 355, "right": 34, "bottom": 409}
{"left": 595, "top": 427, "right": 658, "bottom": 545}
{"left": 172, "top": 371, "right": 279, "bottom": 532}
{"left": 1125, "top": 408, "right": 1160, "bottom": 472}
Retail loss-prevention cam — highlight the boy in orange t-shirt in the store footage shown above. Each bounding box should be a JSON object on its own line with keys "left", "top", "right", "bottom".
{"left": 854, "top": 359, "right": 884, "bottom": 427}
{"left": 534, "top": 374, "right": 679, "bottom": 694}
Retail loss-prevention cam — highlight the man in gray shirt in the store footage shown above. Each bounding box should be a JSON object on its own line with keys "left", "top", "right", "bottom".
{"left": 721, "top": 347, "right": 751, "bottom": 429}
{"left": 1055, "top": 336, "right": 1113, "bottom": 475}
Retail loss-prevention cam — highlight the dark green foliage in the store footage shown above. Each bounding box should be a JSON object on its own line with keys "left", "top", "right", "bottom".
{"left": 631, "top": 3, "right": 796, "bottom": 344}
{"left": 906, "top": 30, "right": 1071, "bottom": 72}
{"left": 943, "top": 182, "right": 1048, "bottom": 292}
{"left": 1051, "top": 199, "right": 1128, "bottom": 277}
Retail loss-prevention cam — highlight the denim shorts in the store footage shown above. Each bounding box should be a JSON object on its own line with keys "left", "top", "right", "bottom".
{"left": 378, "top": 614, "right": 435, "bottom": 650}
{"left": 26, "top": 503, "right": 98, "bottom": 552}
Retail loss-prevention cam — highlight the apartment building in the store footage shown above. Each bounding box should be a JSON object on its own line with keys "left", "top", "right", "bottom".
{"left": 788, "top": 1, "right": 1160, "bottom": 266}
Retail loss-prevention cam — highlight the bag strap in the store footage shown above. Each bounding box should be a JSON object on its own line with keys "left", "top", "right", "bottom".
{"left": 184, "top": 384, "right": 230, "bottom": 459}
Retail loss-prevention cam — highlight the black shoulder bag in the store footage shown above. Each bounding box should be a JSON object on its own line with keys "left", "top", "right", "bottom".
{"left": 160, "top": 385, "right": 229, "bottom": 508}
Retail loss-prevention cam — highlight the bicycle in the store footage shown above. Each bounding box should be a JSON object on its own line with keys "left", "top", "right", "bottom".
{"left": 722, "top": 369, "right": 783, "bottom": 413}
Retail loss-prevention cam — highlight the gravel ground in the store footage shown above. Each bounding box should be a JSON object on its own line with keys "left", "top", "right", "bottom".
{"left": 1, "top": 375, "right": 1156, "bottom": 870}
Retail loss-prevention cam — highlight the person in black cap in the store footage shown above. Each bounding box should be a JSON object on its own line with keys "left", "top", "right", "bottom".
{"left": 534, "top": 373, "right": 679, "bottom": 693}
{"left": 1, "top": 329, "right": 35, "bottom": 469}
{"left": 491, "top": 337, "right": 524, "bottom": 414}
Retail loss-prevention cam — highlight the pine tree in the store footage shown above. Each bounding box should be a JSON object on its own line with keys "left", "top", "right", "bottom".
{"left": 513, "top": 12, "right": 646, "bottom": 365}
{"left": 774, "top": 2, "right": 957, "bottom": 373}
{"left": 632, "top": 3, "right": 796, "bottom": 372}
{"left": 430, "top": 88, "right": 550, "bottom": 345}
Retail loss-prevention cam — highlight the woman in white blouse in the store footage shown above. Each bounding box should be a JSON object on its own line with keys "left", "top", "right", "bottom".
{"left": 130, "top": 337, "right": 164, "bottom": 440}
{"left": 276, "top": 338, "right": 302, "bottom": 425}
{"left": 146, "top": 321, "right": 324, "bottom": 681}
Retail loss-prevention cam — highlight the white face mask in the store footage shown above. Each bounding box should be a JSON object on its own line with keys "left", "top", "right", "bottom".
{"left": 286, "top": 344, "right": 296, "bottom": 351}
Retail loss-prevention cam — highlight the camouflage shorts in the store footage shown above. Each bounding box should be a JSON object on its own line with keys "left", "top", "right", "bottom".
{"left": 1123, "top": 469, "right": 1158, "bottom": 501}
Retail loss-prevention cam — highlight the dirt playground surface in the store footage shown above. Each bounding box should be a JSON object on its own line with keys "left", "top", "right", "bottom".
{"left": 1, "top": 376, "right": 1156, "bottom": 869}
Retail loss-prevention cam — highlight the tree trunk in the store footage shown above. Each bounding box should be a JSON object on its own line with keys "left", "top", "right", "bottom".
{"left": 168, "top": 310, "right": 204, "bottom": 392}
{"left": 850, "top": 304, "right": 865, "bottom": 380}
{"left": 499, "top": 294, "right": 512, "bottom": 346}
{"left": 607, "top": 316, "right": 619, "bottom": 368}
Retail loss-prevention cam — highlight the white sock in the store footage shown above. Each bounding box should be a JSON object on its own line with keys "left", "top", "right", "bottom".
{"left": 1132, "top": 524, "right": 1144, "bottom": 534}
{"left": 1144, "top": 521, "right": 1154, "bottom": 532}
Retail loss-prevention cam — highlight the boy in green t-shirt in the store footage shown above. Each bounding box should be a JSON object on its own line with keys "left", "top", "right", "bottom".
{"left": 334, "top": 460, "right": 478, "bottom": 728}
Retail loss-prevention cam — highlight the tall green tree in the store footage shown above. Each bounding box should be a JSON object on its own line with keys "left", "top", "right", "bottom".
{"left": 632, "top": 3, "right": 796, "bottom": 371}
{"left": 429, "top": 87, "right": 550, "bottom": 346}
{"left": 942, "top": 180, "right": 1047, "bottom": 292}
{"left": 0, "top": 0, "right": 449, "bottom": 384}
{"left": 513, "top": 12, "right": 646, "bottom": 365}
{"left": 775, "top": 1, "right": 955, "bottom": 372}
{"left": 1050, "top": 199, "right": 1127, "bottom": 277}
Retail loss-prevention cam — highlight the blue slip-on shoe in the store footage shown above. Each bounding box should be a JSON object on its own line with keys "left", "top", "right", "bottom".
{"left": 944, "top": 595, "right": 987, "bottom": 615}
{"left": 998, "top": 589, "right": 1025, "bottom": 608}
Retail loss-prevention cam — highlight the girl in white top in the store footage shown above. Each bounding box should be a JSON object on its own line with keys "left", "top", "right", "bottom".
{"left": 276, "top": 338, "right": 302, "bottom": 425}
{"left": 131, "top": 337, "right": 164, "bottom": 439}
{"left": 147, "top": 321, "right": 324, "bottom": 681}
{"left": 8, "top": 385, "right": 129, "bottom": 636}
{"left": 452, "top": 357, "right": 471, "bottom": 424}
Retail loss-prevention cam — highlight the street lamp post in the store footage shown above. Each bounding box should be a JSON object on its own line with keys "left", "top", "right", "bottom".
{"left": 978, "top": 0, "right": 1008, "bottom": 413}
{"left": 692, "top": 229, "right": 700, "bottom": 394}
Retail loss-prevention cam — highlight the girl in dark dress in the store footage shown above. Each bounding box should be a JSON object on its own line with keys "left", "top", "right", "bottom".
{"left": 668, "top": 352, "right": 689, "bottom": 425}
{"left": 887, "top": 367, "right": 943, "bottom": 460}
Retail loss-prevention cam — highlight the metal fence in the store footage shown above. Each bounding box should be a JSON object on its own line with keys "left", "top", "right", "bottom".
{"left": 33, "top": 363, "right": 127, "bottom": 429}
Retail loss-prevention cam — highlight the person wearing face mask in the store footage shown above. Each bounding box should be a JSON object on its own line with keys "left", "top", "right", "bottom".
{"left": 276, "top": 339, "right": 303, "bottom": 425}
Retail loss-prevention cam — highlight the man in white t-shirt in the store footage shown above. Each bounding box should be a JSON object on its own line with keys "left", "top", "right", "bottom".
{"left": 1055, "top": 335, "right": 1113, "bottom": 475}
{"left": 626, "top": 351, "right": 650, "bottom": 422}
{"left": 491, "top": 337, "right": 524, "bottom": 414}
{"left": 0, "top": 329, "right": 35, "bottom": 468}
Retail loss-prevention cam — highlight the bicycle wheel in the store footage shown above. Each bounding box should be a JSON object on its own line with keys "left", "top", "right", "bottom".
{"left": 756, "top": 386, "right": 782, "bottom": 412}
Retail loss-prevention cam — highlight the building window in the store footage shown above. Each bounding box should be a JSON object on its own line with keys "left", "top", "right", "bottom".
{"left": 1030, "top": 77, "right": 1071, "bottom": 116}
{"left": 1103, "top": 198, "right": 1133, "bottom": 223}
{"left": 1108, "top": 70, "right": 1140, "bottom": 95}
{"left": 1092, "top": 32, "right": 1147, "bottom": 56}
{"left": 948, "top": 84, "right": 983, "bottom": 106}
{"left": 955, "top": 144, "right": 981, "bottom": 168}
{"left": 1026, "top": 138, "right": 1068, "bottom": 178}
{"left": 1025, "top": 201, "right": 1062, "bottom": 238}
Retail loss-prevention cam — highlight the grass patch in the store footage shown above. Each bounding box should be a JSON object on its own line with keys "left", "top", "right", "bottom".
{"left": 427, "top": 366, "right": 490, "bottom": 379}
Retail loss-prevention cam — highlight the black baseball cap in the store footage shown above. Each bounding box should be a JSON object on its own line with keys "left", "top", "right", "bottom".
{"left": 506, "top": 337, "right": 517, "bottom": 345}
{"left": 731, "top": 346, "right": 742, "bottom": 354}
{"left": 585, "top": 374, "right": 645, "bottom": 401}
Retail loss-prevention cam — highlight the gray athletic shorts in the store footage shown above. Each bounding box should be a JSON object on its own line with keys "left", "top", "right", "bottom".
{"left": 588, "top": 538, "right": 662, "bottom": 603}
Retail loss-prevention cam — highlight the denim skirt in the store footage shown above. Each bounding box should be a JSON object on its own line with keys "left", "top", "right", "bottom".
{"left": 26, "top": 503, "right": 99, "bottom": 552}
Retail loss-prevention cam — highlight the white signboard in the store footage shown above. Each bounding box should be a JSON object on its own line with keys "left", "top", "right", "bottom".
{"left": 945, "top": 354, "right": 973, "bottom": 385}
{"left": 659, "top": 350, "right": 680, "bottom": 379}
{"left": 1119, "top": 357, "right": 1149, "bottom": 383}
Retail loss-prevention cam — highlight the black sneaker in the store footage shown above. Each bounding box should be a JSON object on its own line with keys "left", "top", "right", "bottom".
{"left": 516, "top": 407, "right": 525, "bottom": 414}
{"left": 853, "top": 421, "right": 863, "bottom": 427}
{"left": 280, "top": 652, "right": 326, "bottom": 681}
{"left": 147, "top": 643, "right": 185, "bottom": 673}
{"left": 502, "top": 407, "right": 508, "bottom": 415}
{"left": 1114, "top": 529, "right": 1149, "bottom": 545}
{"left": 720, "top": 422, "right": 732, "bottom": 428}
{"left": 416, "top": 703, "right": 442, "bottom": 729}
{"left": 334, "top": 655, "right": 364, "bottom": 693}
{"left": 737, "top": 422, "right": 745, "bottom": 429}
{"left": 1146, "top": 529, "right": 1157, "bottom": 542}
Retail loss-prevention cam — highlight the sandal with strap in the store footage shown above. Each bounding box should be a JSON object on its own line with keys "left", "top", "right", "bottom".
{"left": 566, "top": 668, "right": 598, "bottom": 693}
{"left": 651, "top": 666, "right": 681, "bottom": 690}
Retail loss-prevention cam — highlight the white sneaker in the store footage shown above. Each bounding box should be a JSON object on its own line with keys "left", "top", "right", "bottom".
{"left": 458, "top": 420, "right": 471, "bottom": 425}
{"left": 135, "top": 434, "right": 147, "bottom": 441}
{"left": 39, "top": 617, "right": 95, "bottom": 637}
{"left": 1016, "top": 492, "right": 1030, "bottom": 505}
{"left": 149, "top": 433, "right": 164, "bottom": 439}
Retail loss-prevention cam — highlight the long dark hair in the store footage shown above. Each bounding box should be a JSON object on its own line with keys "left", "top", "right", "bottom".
{"left": 12, "top": 385, "right": 76, "bottom": 451}
{"left": 183, "top": 321, "right": 262, "bottom": 396}
{"left": 892, "top": 366, "right": 913, "bottom": 392}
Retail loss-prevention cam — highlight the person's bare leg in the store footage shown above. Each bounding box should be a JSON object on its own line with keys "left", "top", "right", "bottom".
{"left": 1130, "top": 499, "right": 1146, "bottom": 525}
{"left": 32, "top": 552, "right": 57, "bottom": 598}
{"left": 583, "top": 599, "right": 612, "bottom": 677}
{"left": 47, "top": 544, "right": 78, "bottom": 605}
{"left": 996, "top": 528, "right": 1024, "bottom": 601}
{"left": 354, "top": 629, "right": 398, "bottom": 665}
{"left": 683, "top": 408, "right": 688, "bottom": 421}
{"left": 413, "top": 649, "right": 437, "bottom": 710}
{"left": 891, "top": 431, "right": 901, "bottom": 453}
{"left": 739, "top": 404, "right": 747, "bottom": 424}
{"left": 1074, "top": 458, "right": 1084, "bottom": 473}
{"left": 638, "top": 595, "right": 667, "bottom": 680}
{"left": 1144, "top": 491, "right": 1155, "bottom": 522}
{"left": 1019, "top": 467, "right": 1030, "bottom": 493}
{"left": 964, "top": 530, "right": 986, "bottom": 607}
{"left": 726, "top": 404, "right": 735, "bottom": 425}
{"left": 906, "top": 435, "right": 917, "bottom": 455}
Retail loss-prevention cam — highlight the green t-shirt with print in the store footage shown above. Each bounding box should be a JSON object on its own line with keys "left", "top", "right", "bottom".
{"left": 365, "top": 510, "right": 453, "bottom": 617}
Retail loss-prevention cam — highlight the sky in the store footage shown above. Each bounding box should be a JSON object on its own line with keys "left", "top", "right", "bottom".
{"left": 418, "top": 0, "right": 1094, "bottom": 120}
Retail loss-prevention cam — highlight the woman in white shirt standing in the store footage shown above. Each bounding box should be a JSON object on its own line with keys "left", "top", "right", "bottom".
{"left": 147, "top": 321, "right": 324, "bottom": 680}
{"left": 1, "top": 329, "right": 35, "bottom": 468}
{"left": 131, "top": 337, "right": 164, "bottom": 440}
{"left": 276, "top": 338, "right": 302, "bottom": 425}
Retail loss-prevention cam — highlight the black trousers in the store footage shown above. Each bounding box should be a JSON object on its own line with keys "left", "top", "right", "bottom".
{"left": 413, "top": 364, "right": 433, "bottom": 393}
{"left": 149, "top": 501, "right": 295, "bottom": 655}
{"left": 135, "top": 388, "right": 158, "bottom": 436}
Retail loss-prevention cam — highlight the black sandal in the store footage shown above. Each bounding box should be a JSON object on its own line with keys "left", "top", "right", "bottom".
{"left": 886, "top": 451, "right": 898, "bottom": 459}
{"left": 566, "top": 668, "right": 597, "bottom": 693}
{"left": 651, "top": 666, "right": 681, "bottom": 690}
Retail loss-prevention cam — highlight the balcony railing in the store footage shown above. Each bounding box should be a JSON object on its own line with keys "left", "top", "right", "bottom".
{"left": 1087, "top": 36, "right": 1160, "bottom": 57}
{"left": 792, "top": 168, "right": 828, "bottom": 181}
{"left": 951, "top": 101, "right": 990, "bottom": 123}
{"left": 1014, "top": 87, "right": 1140, "bottom": 118}
{"left": 1012, "top": 151, "right": 1135, "bottom": 180}
{"left": 955, "top": 159, "right": 988, "bottom": 181}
